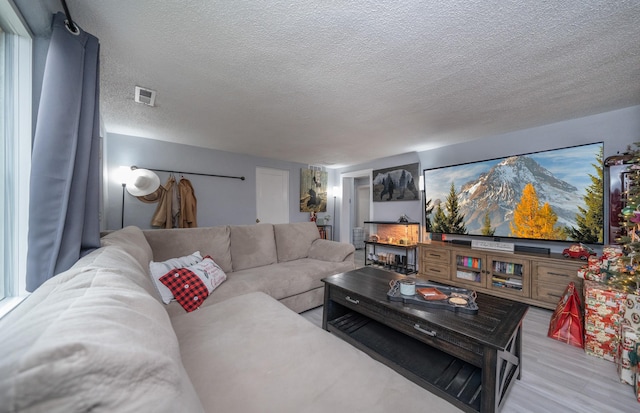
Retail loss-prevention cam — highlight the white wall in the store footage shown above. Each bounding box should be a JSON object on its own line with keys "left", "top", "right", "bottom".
{"left": 419, "top": 105, "right": 640, "bottom": 170}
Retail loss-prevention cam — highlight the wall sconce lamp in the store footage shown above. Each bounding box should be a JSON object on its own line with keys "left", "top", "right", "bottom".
{"left": 118, "top": 166, "right": 160, "bottom": 228}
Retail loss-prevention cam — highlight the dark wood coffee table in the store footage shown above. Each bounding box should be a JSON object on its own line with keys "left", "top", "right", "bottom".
{"left": 322, "top": 267, "right": 528, "bottom": 413}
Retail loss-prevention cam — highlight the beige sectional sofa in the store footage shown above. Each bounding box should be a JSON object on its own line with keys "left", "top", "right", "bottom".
{"left": 142, "top": 222, "right": 356, "bottom": 315}
{"left": 0, "top": 223, "right": 462, "bottom": 412}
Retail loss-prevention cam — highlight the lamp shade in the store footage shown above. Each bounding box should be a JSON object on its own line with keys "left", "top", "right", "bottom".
{"left": 125, "top": 168, "right": 160, "bottom": 196}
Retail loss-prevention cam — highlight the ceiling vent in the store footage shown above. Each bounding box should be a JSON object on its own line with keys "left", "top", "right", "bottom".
{"left": 134, "top": 86, "right": 156, "bottom": 106}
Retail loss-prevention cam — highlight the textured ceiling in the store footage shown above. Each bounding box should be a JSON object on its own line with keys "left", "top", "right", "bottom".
{"left": 39, "top": 0, "right": 640, "bottom": 168}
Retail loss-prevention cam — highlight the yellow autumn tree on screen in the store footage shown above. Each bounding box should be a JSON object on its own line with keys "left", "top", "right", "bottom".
{"left": 510, "top": 183, "right": 564, "bottom": 239}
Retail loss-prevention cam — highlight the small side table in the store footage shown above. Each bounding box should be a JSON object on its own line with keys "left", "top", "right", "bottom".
{"left": 317, "top": 224, "right": 333, "bottom": 240}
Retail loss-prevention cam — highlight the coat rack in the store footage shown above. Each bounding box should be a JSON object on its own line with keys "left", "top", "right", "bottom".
{"left": 131, "top": 166, "right": 245, "bottom": 181}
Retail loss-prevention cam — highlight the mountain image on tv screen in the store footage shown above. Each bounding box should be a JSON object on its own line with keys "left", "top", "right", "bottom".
{"left": 423, "top": 142, "right": 604, "bottom": 243}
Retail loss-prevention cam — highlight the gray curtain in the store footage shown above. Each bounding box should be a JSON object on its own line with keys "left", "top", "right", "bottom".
{"left": 26, "top": 12, "right": 101, "bottom": 292}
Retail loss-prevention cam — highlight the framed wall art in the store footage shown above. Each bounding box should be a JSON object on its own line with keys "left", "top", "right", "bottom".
{"left": 300, "top": 169, "right": 327, "bottom": 212}
{"left": 372, "top": 163, "right": 420, "bottom": 202}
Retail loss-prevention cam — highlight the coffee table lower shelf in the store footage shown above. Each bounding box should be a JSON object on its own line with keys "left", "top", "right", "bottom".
{"left": 327, "top": 311, "right": 482, "bottom": 412}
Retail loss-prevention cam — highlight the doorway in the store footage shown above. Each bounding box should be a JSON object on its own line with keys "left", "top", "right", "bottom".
{"left": 355, "top": 178, "right": 370, "bottom": 229}
{"left": 256, "top": 167, "right": 289, "bottom": 224}
{"left": 339, "top": 169, "right": 372, "bottom": 244}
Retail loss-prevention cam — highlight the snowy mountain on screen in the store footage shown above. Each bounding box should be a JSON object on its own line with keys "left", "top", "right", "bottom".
{"left": 454, "top": 156, "right": 578, "bottom": 236}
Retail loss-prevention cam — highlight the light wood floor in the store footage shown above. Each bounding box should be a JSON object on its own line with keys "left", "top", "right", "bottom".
{"left": 301, "top": 305, "right": 638, "bottom": 412}
{"left": 302, "top": 249, "right": 639, "bottom": 412}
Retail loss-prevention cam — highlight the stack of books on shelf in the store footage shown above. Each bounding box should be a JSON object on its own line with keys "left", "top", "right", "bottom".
{"left": 457, "top": 256, "right": 481, "bottom": 269}
{"left": 456, "top": 270, "right": 480, "bottom": 282}
{"left": 492, "top": 276, "right": 523, "bottom": 290}
{"left": 493, "top": 261, "right": 523, "bottom": 276}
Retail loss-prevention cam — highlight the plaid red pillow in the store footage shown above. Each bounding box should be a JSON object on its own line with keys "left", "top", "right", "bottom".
{"left": 159, "top": 268, "right": 209, "bottom": 312}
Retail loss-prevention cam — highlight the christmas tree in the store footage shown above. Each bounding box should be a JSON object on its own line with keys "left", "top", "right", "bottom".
{"left": 609, "top": 144, "right": 640, "bottom": 294}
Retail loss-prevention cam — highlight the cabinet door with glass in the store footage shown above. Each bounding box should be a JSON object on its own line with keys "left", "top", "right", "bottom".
{"left": 451, "top": 250, "right": 486, "bottom": 288}
{"left": 486, "top": 255, "right": 530, "bottom": 298}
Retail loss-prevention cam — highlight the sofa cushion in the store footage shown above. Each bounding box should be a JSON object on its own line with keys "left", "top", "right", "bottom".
{"left": 172, "top": 292, "right": 462, "bottom": 413}
{"left": 308, "top": 238, "right": 355, "bottom": 262}
{"left": 143, "top": 226, "right": 233, "bottom": 273}
{"left": 150, "top": 251, "right": 204, "bottom": 304}
{"left": 0, "top": 245, "right": 204, "bottom": 413}
{"left": 92, "top": 232, "right": 159, "bottom": 301}
{"left": 230, "top": 258, "right": 353, "bottom": 300}
{"left": 230, "top": 224, "right": 277, "bottom": 271}
{"left": 273, "top": 222, "right": 320, "bottom": 262}
{"left": 101, "top": 225, "right": 153, "bottom": 270}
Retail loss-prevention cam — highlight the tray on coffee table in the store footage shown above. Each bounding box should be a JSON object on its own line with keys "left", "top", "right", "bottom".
{"left": 387, "top": 280, "right": 479, "bottom": 314}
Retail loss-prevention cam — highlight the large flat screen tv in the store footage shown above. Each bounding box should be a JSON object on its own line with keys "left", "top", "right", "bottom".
{"left": 423, "top": 142, "right": 604, "bottom": 244}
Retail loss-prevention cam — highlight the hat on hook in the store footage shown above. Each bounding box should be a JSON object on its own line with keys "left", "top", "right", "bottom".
{"left": 125, "top": 168, "right": 160, "bottom": 196}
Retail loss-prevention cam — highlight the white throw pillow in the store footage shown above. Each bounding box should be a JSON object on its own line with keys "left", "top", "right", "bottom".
{"left": 149, "top": 251, "right": 203, "bottom": 304}
{"left": 185, "top": 255, "right": 227, "bottom": 294}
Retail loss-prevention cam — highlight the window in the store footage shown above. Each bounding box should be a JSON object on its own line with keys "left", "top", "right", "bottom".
{"left": 0, "top": 0, "right": 32, "bottom": 316}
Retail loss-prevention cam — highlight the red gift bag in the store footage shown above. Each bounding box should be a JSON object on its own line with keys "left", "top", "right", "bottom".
{"left": 547, "top": 282, "right": 584, "bottom": 348}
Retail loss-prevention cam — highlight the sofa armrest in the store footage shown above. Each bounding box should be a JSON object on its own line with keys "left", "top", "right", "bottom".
{"left": 307, "top": 239, "right": 355, "bottom": 262}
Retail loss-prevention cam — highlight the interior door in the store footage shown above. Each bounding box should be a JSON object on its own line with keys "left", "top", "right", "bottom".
{"left": 356, "top": 184, "right": 370, "bottom": 228}
{"left": 256, "top": 167, "right": 289, "bottom": 224}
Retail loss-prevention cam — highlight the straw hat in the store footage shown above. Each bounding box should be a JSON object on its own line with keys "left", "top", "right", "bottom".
{"left": 125, "top": 168, "right": 160, "bottom": 196}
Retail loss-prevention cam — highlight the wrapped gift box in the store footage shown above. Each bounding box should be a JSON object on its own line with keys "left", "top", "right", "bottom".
{"left": 636, "top": 368, "right": 640, "bottom": 403}
{"left": 621, "top": 293, "right": 640, "bottom": 389}
{"left": 588, "top": 255, "right": 601, "bottom": 273}
{"left": 584, "top": 280, "right": 627, "bottom": 362}
{"left": 578, "top": 246, "right": 625, "bottom": 284}
{"left": 578, "top": 267, "right": 607, "bottom": 283}
{"left": 602, "top": 245, "right": 623, "bottom": 264}
{"left": 585, "top": 337, "right": 618, "bottom": 361}
{"left": 617, "top": 323, "right": 639, "bottom": 385}
{"left": 623, "top": 293, "right": 640, "bottom": 328}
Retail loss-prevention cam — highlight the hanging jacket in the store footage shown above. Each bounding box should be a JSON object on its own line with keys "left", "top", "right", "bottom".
{"left": 149, "top": 176, "right": 175, "bottom": 228}
{"left": 171, "top": 178, "right": 181, "bottom": 228}
{"left": 178, "top": 178, "right": 197, "bottom": 228}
